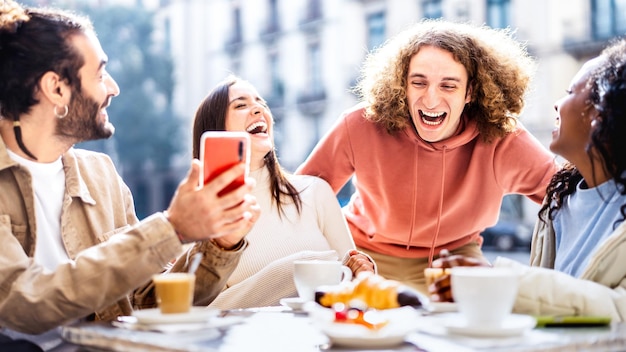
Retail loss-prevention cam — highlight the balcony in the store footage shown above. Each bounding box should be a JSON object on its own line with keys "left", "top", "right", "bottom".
{"left": 224, "top": 32, "right": 243, "bottom": 55}
{"left": 296, "top": 89, "right": 327, "bottom": 117}
{"left": 562, "top": 3, "right": 626, "bottom": 59}
{"left": 300, "top": 0, "right": 323, "bottom": 30}
{"left": 266, "top": 91, "right": 284, "bottom": 111}
{"left": 563, "top": 38, "right": 610, "bottom": 60}
{"left": 260, "top": 18, "right": 281, "bottom": 43}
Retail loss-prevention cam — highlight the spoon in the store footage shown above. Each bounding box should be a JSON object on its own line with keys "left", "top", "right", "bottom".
{"left": 189, "top": 252, "right": 203, "bottom": 274}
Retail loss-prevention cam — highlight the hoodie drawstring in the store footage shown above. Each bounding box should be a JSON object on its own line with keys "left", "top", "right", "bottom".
{"left": 427, "top": 145, "right": 447, "bottom": 267}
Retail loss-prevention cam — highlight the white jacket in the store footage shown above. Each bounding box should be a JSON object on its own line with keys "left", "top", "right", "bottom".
{"left": 494, "top": 215, "right": 626, "bottom": 321}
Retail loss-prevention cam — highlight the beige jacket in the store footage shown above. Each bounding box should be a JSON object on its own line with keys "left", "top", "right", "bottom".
{"left": 494, "top": 210, "right": 626, "bottom": 322}
{"left": 0, "top": 137, "right": 245, "bottom": 334}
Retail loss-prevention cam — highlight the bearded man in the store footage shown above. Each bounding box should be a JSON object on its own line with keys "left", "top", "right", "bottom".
{"left": 0, "top": 1, "right": 260, "bottom": 348}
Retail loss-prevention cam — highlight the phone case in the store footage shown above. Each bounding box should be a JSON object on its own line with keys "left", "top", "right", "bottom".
{"left": 200, "top": 131, "right": 250, "bottom": 196}
{"left": 534, "top": 315, "right": 612, "bottom": 327}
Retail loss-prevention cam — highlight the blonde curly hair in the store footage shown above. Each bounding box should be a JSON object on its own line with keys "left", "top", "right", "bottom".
{"left": 354, "top": 19, "right": 536, "bottom": 142}
{"left": 0, "top": 0, "right": 29, "bottom": 33}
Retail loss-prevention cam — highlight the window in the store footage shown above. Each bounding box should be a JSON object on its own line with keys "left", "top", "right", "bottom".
{"left": 133, "top": 182, "right": 149, "bottom": 220}
{"left": 266, "top": 0, "right": 280, "bottom": 33}
{"left": 269, "top": 52, "right": 284, "bottom": 99}
{"left": 308, "top": 42, "right": 323, "bottom": 94}
{"left": 231, "top": 4, "right": 243, "bottom": 44}
{"left": 592, "top": 0, "right": 626, "bottom": 39}
{"left": 366, "top": 11, "right": 386, "bottom": 50}
{"left": 487, "top": 0, "right": 511, "bottom": 29}
{"left": 422, "top": 0, "right": 442, "bottom": 19}
{"left": 306, "top": 0, "right": 323, "bottom": 21}
{"left": 163, "top": 18, "right": 171, "bottom": 53}
{"left": 225, "top": 2, "right": 243, "bottom": 53}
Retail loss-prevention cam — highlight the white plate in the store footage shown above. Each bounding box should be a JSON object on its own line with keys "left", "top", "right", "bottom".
{"left": 309, "top": 305, "right": 421, "bottom": 348}
{"left": 440, "top": 313, "right": 536, "bottom": 337}
{"left": 280, "top": 297, "right": 308, "bottom": 311}
{"left": 132, "top": 307, "right": 218, "bottom": 325}
{"left": 425, "top": 301, "right": 458, "bottom": 313}
{"left": 324, "top": 330, "right": 408, "bottom": 348}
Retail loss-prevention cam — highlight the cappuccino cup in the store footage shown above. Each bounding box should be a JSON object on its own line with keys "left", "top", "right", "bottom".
{"left": 293, "top": 260, "right": 352, "bottom": 301}
{"left": 451, "top": 267, "right": 519, "bottom": 327}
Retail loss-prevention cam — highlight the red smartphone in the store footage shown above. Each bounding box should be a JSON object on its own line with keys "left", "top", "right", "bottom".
{"left": 199, "top": 131, "right": 250, "bottom": 196}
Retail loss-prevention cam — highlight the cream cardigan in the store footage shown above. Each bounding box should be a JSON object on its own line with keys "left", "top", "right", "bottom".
{"left": 494, "top": 216, "right": 626, "bottom": 321}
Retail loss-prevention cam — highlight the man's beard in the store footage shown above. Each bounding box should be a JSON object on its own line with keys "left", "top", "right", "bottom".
{"left": 55, "top": 90, "right": 115, "bottom": 143}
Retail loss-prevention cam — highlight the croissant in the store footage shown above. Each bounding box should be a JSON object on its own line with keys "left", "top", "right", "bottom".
{"left": 315, "top": 272, "right": 424, "bottom": 310}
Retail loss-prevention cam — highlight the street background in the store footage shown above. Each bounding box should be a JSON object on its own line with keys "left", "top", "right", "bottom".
{"left": 21, "top": 0, "right": 625, "bottom": 245}
{"left": 483, "top": 248, "right": 530, "bottom": 265}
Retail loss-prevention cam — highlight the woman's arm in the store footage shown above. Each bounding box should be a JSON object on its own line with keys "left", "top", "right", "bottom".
{"left": 495, "top": 257, "right": 626, "bottom": 322}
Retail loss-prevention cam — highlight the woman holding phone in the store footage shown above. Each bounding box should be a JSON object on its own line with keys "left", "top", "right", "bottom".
{"left": 192, "top": 75, "right": 375, "bottom": 309}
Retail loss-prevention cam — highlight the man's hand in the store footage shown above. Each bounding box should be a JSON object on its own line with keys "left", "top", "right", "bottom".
{"left": 428, "top": 251, "right": 490, "bottom": 302}
{"left": 166, "top": 159, "right": 260, "bottom": 245}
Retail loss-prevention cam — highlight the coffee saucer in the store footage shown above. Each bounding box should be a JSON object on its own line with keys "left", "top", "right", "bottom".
{"left": 280, "top": 297, "right": 308, "bottom": 311}
{"left": 131, "top": 307, "right": 218, "bottom": 325}
{"left": 439, "top": 313, "right": 536, "bottom": 337}
{"left": 424, "top": 301, "right": 458, "bottom": 313}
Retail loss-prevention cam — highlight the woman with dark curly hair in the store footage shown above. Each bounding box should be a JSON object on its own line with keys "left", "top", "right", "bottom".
{"left": 431, "top": 39, "right": 626, "bottom": 320}
{"left": 297, "top": 19, "right": 557, "bottom": 294}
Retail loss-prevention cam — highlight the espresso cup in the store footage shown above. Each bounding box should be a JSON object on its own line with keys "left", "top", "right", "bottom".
{"left": 293, "top": 260, "right": 353, "bottom": 301}
{"left": 451, "top": 267, "right": 519, "bottom": 327}
{"left": 152, "top": 272, "right": 195, "bottom": 314}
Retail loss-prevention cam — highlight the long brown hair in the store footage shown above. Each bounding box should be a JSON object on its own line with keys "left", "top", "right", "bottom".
{"left": 192, "top": 75, "right": 302, "bottom": 216}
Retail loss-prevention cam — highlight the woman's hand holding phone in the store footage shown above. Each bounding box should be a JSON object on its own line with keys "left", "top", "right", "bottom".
{"left": 200, "top": 131, "right": 251, "bottom": 195}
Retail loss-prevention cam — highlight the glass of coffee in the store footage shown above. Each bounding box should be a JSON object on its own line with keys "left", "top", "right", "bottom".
{"left": 152, "top": 273, "right": 195, "bottom": 314}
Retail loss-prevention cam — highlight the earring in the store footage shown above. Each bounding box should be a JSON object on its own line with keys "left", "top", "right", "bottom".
{"left": 591, "top": 119, "right": 598, "bottom": 128}
{"left": 54, "top": 105, "right": 68, "bottom": 119}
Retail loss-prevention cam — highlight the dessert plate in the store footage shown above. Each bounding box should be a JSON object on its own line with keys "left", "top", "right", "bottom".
{"left": 131, "top": 307, "right": 218, "bottom": 325}
{"left": 440, "top": 313, "right": 536, "bottom": 337}
{"left": 323, "top": 329, "right": 409, "bottom": 349}
{"left": 309, "top": 305, "right": 421, "bottom": 348}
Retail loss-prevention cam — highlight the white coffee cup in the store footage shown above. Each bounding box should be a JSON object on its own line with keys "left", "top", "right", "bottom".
{"left": 451, "top": 266, "right": 519, "bottom": 327}
{"left": 293, "top": 260, "right": 353, "bottom": 301}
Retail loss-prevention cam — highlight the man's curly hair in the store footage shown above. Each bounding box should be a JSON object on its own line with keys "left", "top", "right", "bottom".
{"left": 353, "top": 19, "right": 536, "bottom": 142}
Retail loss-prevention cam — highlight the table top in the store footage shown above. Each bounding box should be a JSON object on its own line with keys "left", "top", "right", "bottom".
{"left": 50, "top": 306, "right": 626, "bottom": 352}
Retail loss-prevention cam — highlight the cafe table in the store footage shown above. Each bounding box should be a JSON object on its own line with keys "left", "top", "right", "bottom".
{"left": 49, "top": 306, "right": 626, "bottom": 352}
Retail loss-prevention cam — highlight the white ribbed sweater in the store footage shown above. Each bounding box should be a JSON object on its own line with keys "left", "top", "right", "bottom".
{"left": 208, "top": 167, "right": 356, "bottom": 309}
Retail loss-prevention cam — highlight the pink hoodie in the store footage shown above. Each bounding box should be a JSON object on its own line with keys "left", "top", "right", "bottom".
{"left": 297, "top": 105, "right": 557, "bottom": 262}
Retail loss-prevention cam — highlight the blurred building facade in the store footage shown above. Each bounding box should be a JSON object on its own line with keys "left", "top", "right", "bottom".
{"left": 151, "top": 0, "right": 624, "bottom": 219}
{"left": 158, "top": 0, "right": 623, "bottom": 167}
{"left": 29, "top": 0, "right": 625, "bottom": 217}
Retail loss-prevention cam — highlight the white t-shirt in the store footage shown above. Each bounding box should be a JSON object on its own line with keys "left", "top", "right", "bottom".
{"left": 7, "top": 149, "right": 70, "bottom": 271}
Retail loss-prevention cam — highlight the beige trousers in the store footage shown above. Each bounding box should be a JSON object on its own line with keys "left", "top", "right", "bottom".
{"left": 358, "top": 242, "right": 485, "bottom": 295}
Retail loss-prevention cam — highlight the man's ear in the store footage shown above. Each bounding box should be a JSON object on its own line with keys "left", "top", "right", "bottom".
{"left": 39, "top": 71, "right": 71, "bottom": 107}
{"left": 465, "top": 84, "right": 473, "bottom": 104}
